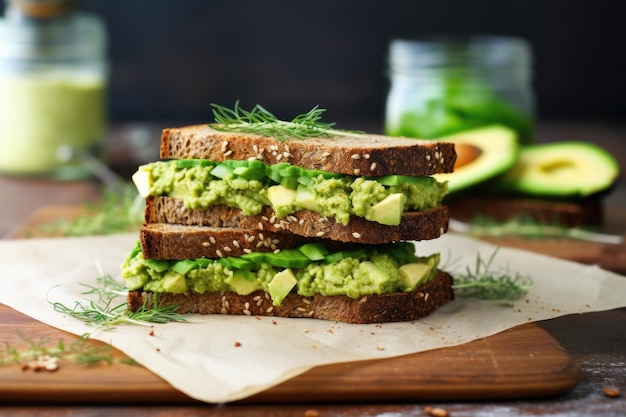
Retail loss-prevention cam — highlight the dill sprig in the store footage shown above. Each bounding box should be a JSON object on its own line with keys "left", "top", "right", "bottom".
{"left": 452, "top": 248, "right": 533, "bottom": 300}
{"left": 2, "top": 275, "right": 186, "bottom": 369}
{"left": 49, "top": 274, "right": 188, "bottom": 329}
{"left": 1, "top": 333, "right": 113, "bottom": 367}
{"left": 210, "top": 101, "right": 361, "bottom": 141}
{"left": 39, "top": 182, "right": 144, "bottom": 237}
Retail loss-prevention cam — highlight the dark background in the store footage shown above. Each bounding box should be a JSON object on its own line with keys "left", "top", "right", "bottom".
{"left": 9, "top": 0, "right": 626, "bottom": 129}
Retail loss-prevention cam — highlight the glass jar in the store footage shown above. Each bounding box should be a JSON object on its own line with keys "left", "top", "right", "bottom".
{"left": 384, "top": 35, "right": 534, "bottom": 144}
{"left": 0, "top": 0, "right": 108, "bottom": 179}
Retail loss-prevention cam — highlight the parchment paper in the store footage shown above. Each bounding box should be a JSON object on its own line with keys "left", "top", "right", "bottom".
{"left": 1, "top": 232, "right": 625, "bottom": 403}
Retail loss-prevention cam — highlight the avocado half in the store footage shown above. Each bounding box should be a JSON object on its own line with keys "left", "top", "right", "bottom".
{"left": 433, "top": 125, "right": 520, "bottom": 194}
{"left": 492, "top": 141, "right": 620, "bottom": 199}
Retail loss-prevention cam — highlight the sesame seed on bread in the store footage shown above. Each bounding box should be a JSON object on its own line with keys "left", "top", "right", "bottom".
{"left": 144, "top": 197, "right": 449, "bottom": 245}
{"left": 159, "top": 125, "right": 457, "bottom": 177}
{"left": 140, "top": 223, "right": 314, "bottom": 260}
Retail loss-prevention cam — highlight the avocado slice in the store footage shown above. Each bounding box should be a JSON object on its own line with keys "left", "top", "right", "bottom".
{"left": 267, "top": 184, "right": 296, "bottom": 212}
{"left": 294, "top": 184, "right": 319, "bottom": 211}
{"left": 268, "top": 269, "right": 297, "bottom": 305}
{"left": 367, "top": 193, "right": 406, "bottom": 226}
{"left": 359, "top": 261, "right": 389, "bottom": 286}
{"left": 398, "top": 254, "right": 438, "bottom": 291}
{"left": 492, "top": 141, "right": 620, "bottom": 198}
{"left": 161, "top": 271, "right": 189, "bottom": 293}
{"left": 131, "top": 168, "right": 153, "bottom": 198}
{"left": 433, "top": 125, "right": 520, "bottom": 194}
{"left": 226, "top": 270, "right": 261, "bottom": 295}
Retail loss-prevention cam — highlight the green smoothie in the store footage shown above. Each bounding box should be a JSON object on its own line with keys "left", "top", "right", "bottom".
{"left": 0, "top": 70, "right": 106, "bottom": 175}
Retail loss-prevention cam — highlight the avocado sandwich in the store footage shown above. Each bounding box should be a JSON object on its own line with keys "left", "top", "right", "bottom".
{"left": 122, "top": 104, "right": 457, "bottom": 323}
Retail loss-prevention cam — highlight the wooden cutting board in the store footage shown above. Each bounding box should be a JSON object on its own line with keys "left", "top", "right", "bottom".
{"left": 0, "top": 206, "right": 582, "bottom": 404}
{"left": 0, "top": 304, "right": 579, "bottom": 404}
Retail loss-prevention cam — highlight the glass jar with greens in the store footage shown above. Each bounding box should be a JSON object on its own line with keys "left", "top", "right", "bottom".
{"left": 384, "top": 35, "right": 534, "bottom": 144}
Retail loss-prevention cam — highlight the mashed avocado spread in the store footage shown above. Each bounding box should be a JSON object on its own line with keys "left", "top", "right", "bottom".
{"left": 132, "top": 160, "right": 448, "bottom": 226}
{"left": 121, "top": 241, "right": 440, "bottom": 305}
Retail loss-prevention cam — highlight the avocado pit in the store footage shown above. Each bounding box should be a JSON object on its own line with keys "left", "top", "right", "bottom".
{"left": 454, "top": 143, "right": 483, "bottom": 169}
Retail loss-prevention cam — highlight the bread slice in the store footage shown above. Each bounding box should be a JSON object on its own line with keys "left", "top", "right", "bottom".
{"left": 159, "top": 125, "right": 457, "bottom": 177}
{"left": 144, "top": 197, "right": 449, "bottom": 244}
{"left": 127, "top": 269, "right": 454, "bottom": 324}
{"left": 140, "top": 223, "right": 316, "bottom": 260}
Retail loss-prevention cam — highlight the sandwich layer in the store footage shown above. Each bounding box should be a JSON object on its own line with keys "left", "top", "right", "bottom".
{"left": 132, "top": 159, "right": 448, "bottom": 227}
{"left": 127, "top": 269, "right": 454, "bottom": 324}
{"left": 160, "top": 125, "right": 457, "bottom": 177}
{"left": 145, "top": 197, "right": 449, "bottom": 244}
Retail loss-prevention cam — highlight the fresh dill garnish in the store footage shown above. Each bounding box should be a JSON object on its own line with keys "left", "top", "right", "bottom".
{"left": 49, "top": 274, "right": 187, "bottom": 329}
{"left": 80, "top": 274, "right": 130, "bottom": 305}
{"left": 451, "top": 248, "right": 533, "bottom": 300}
{"left": 210, "top": 101, "right": 361, "bottom": 141}
{"left": 39, "top": 182, "right": 144, "bottom": 237}
{"left": 1, "top": 333, "right": 113, "bottom": 368}
{"left": 2, "top": 274, "right": 186, "bottom": 370}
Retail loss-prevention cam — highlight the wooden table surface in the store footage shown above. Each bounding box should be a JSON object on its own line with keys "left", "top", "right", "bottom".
{"left": 1, "top": 121, "right": 625, "bottom": 417}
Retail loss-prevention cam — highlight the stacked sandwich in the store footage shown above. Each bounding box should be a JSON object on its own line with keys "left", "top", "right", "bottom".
{"left": 121, "top": 105, "right": 458, "bottom": 324}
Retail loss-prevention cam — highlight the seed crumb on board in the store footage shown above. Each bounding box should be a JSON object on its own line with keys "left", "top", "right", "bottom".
{"left": 602, "top": 386, "right": 621, "bottom": 398}
{"left": 21, "top": 355, "right": 59, "bottom": 373}
{"left": 424, "top": 406, "right": 450, "bottom": 417}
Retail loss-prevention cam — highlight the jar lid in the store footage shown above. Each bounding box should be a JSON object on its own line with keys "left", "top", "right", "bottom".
{"left": 388, "top": 35, "right": 532, "bottom": 77}
{"left": 0, "top": 6, "right": 106, "bottom": 71}
{"left": 8, "top": 0, "right": 77, "bottom": 19}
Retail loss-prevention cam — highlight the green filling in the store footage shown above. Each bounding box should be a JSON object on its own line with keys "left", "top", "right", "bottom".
{"left": 132, "top": 159, "right": 448, "bottom": 226}
{"left": 121, "top": 241, "right": 440, "bottom": 305}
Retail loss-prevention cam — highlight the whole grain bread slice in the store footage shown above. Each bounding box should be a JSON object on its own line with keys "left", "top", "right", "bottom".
{"left": 127, "top": 269, "right": 454, "bottom": 324}
{"left": 160, "top": 125, "right": 456, "bottom": 177}
{"left": 145, "top": 196, "right": 449, "bottom": 244}
{"left": 140, "top": 223, "right": 316, "bottom": 260}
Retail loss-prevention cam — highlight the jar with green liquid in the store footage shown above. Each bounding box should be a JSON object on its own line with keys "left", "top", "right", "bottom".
{"left": 0, "top": 0, "right": 107, "bottom": 179}
{"left": 384, "top": 35, "right": 534, "bottom": 144}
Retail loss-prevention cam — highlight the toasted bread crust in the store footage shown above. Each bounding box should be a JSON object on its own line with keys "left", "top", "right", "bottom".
{"left": 140, "top": 223, "right": 315, "bottom": 260}
{"left": 144, "top": 197, "right": 449, "bottom": 244}
{"left": 127, "top": 270, "right": 454, "bottom": 324}
{"left": 159, "top": 125, "right": 456, "bottom": 177}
